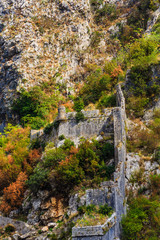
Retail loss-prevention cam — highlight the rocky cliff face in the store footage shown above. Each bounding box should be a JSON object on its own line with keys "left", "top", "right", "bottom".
{"left": 0, "top": 0, "right": 138, "bottom": 126}
{"left": 0, "top": 0, "right": 93, "bottom": 123}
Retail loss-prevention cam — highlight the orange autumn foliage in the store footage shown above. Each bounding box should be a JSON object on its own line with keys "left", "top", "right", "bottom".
{"left": 59, "top": 156, "right": 72, "bottom": 166}
{"left": 0, "top": 172, "right": 27, "bottom": 214}
{"left": 7, "top": 155, "right": 14, "bottom": 164}
{"left": 69, "top": 146, "right": 79, "bottom": 155}
{"left": 62, "top": 101, "right": 74, "bottom": 112}
{"left": 59, "top": 146, "right": 79, "bottom": 166}
{"left": 0, "top": 125, "right": 42, "bottom": 190}
{"left": 111, "top": 66, "right": 123, "bottom": 79}
{"left": 28, "top": 149, "right": 41, "bottom": 166}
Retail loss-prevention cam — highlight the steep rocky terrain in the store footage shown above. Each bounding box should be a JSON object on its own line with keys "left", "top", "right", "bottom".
{"left": 0, "top": 0, "right": 136, "bottom": 127}
{"left": 0, "top": 0, "right": 92, "bottom": 124}
{"left": 0, "top": 0, "right": 160, "bottom": 239}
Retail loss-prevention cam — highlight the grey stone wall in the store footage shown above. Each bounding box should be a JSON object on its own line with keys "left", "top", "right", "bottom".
{"left": 58, "top": 108, "right": 113, "bottom": 139}
{"left": 113, "top": 84, "right": 126, "bottom": 236}
{"left": 72, "top": 84, "right": 126, "bottom": 240}
{"left": 30, "top": 108, "right": 114, "bottom": 143}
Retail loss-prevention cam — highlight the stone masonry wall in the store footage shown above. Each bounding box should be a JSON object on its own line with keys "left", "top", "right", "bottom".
{"left": 30, "top": 108, "right": 114, "bottom": 144}
{"left": 72, "top": 84, "right": 126, "bottom": 240}
{"left": 58, "top": 108, "right": 113, "bottom": 140}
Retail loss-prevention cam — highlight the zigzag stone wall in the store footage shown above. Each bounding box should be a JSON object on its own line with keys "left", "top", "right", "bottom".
{"left": 72, "top": 84, "right": 126, "bottom": 240}
{"left": 30, "top": 84, "right": 126, "bottom": 239}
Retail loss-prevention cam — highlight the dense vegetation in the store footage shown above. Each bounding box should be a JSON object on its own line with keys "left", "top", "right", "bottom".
{"left": 12, "top": 82, "right": 61, "bottom": 129}
{"left": 127, "top": 109, "right": 160, "bottom": 155}
{"left": 122, "top": 174, "right": 160, "bottom": 240}
{"left": 27, "top": 138, "right": 114, "bottom": 195}
{"left": 0, "top": 125, "right": 41, "bottom": 214}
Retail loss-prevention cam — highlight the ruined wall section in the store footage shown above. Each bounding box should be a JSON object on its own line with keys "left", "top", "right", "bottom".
{"left": 72, "top": 84, "right": 126, "bottom": 240}
{"left": 30, "top": 84, "right": 126, "bottom": 240}
{"left": 58, "top": 108, "right": 113, "bottom": 140}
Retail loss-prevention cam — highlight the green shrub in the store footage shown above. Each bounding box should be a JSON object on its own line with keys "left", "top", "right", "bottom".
{"left": 98, "top": 162, "right": 115, "bottom": 180}
{"left": 126, "top": 57, "right": 160, "bottom": 117}
{"left": 98, "top": 204, "right": 113, "bottom": 216}
{"left": 44, "top": 123, "right": 54, "bottom": 135}
{"left": 122, "top": 197, "right": 160, "bottom": 240}
{"left": 61, "top": 139, "right": 75, "bottom": 151}
{"left": 78, "top": 204, "right": 112, "bottom": 216}
{"left": 30, "top": 138, "right": 44, "bottom": 150}
{"left": 56, "top": 157, "right": 84, "bottom": 189}
{"left": 86, "top": 204, "right": 97, "bottom": 214}
{"left": 126, "top": 96, "right": 149, "bottom": 117}
{"left": 43, "top": 148, "right": 66, "bottom": 168}
{"left": 5, "top": 224, "right": 15, "bottom": 233}
{"left": 12, "top": 86, "right": 58, "bottom": 129}
{"left": 98, "top": 142, "right": 114, "bottom": 161}
{"left": 76, "top": 141, "right": 100, "bottom": 178}
{"left": 74, "top": 97, "right": 84, "bottom": 112}
{"left": 98, "top": 94, "right": 116, "bottom": 108}
{"left": 128, "top": 38, "right": 158, "bottom": 67}
{"left": 78, "top": 204, "right": 97, "bottom": 215}
{"left": 59, "top": 135, "right": 65, "bottom": 140}
{"left": 80, "top": 70, "right": 112, "bottom": 105}
{"left": 75, "top": 111, "right": 85, "bottom": 123}
{"left": 27, "top": 165, "right": 49, "bottom": 193}
{"left": 78, "top": 205, "right": 87, "bottom": 215}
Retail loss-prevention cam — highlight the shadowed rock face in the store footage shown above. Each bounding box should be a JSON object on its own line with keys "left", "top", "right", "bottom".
{"left": 0, "top": 37, "right": 21, "bottom": 124}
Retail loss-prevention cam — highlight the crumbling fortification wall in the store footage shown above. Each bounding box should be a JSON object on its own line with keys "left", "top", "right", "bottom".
{"left": 30, "top": 108, "right": 114, "bottom": 144}
{"left": 30, "top": 84, "right": 126, "bottom": 240}
{"left": 72, "top": 84, "right": 126, "bottom": 240}
{"left": 58, "top": 108, "right": 113, "bottom": 140}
